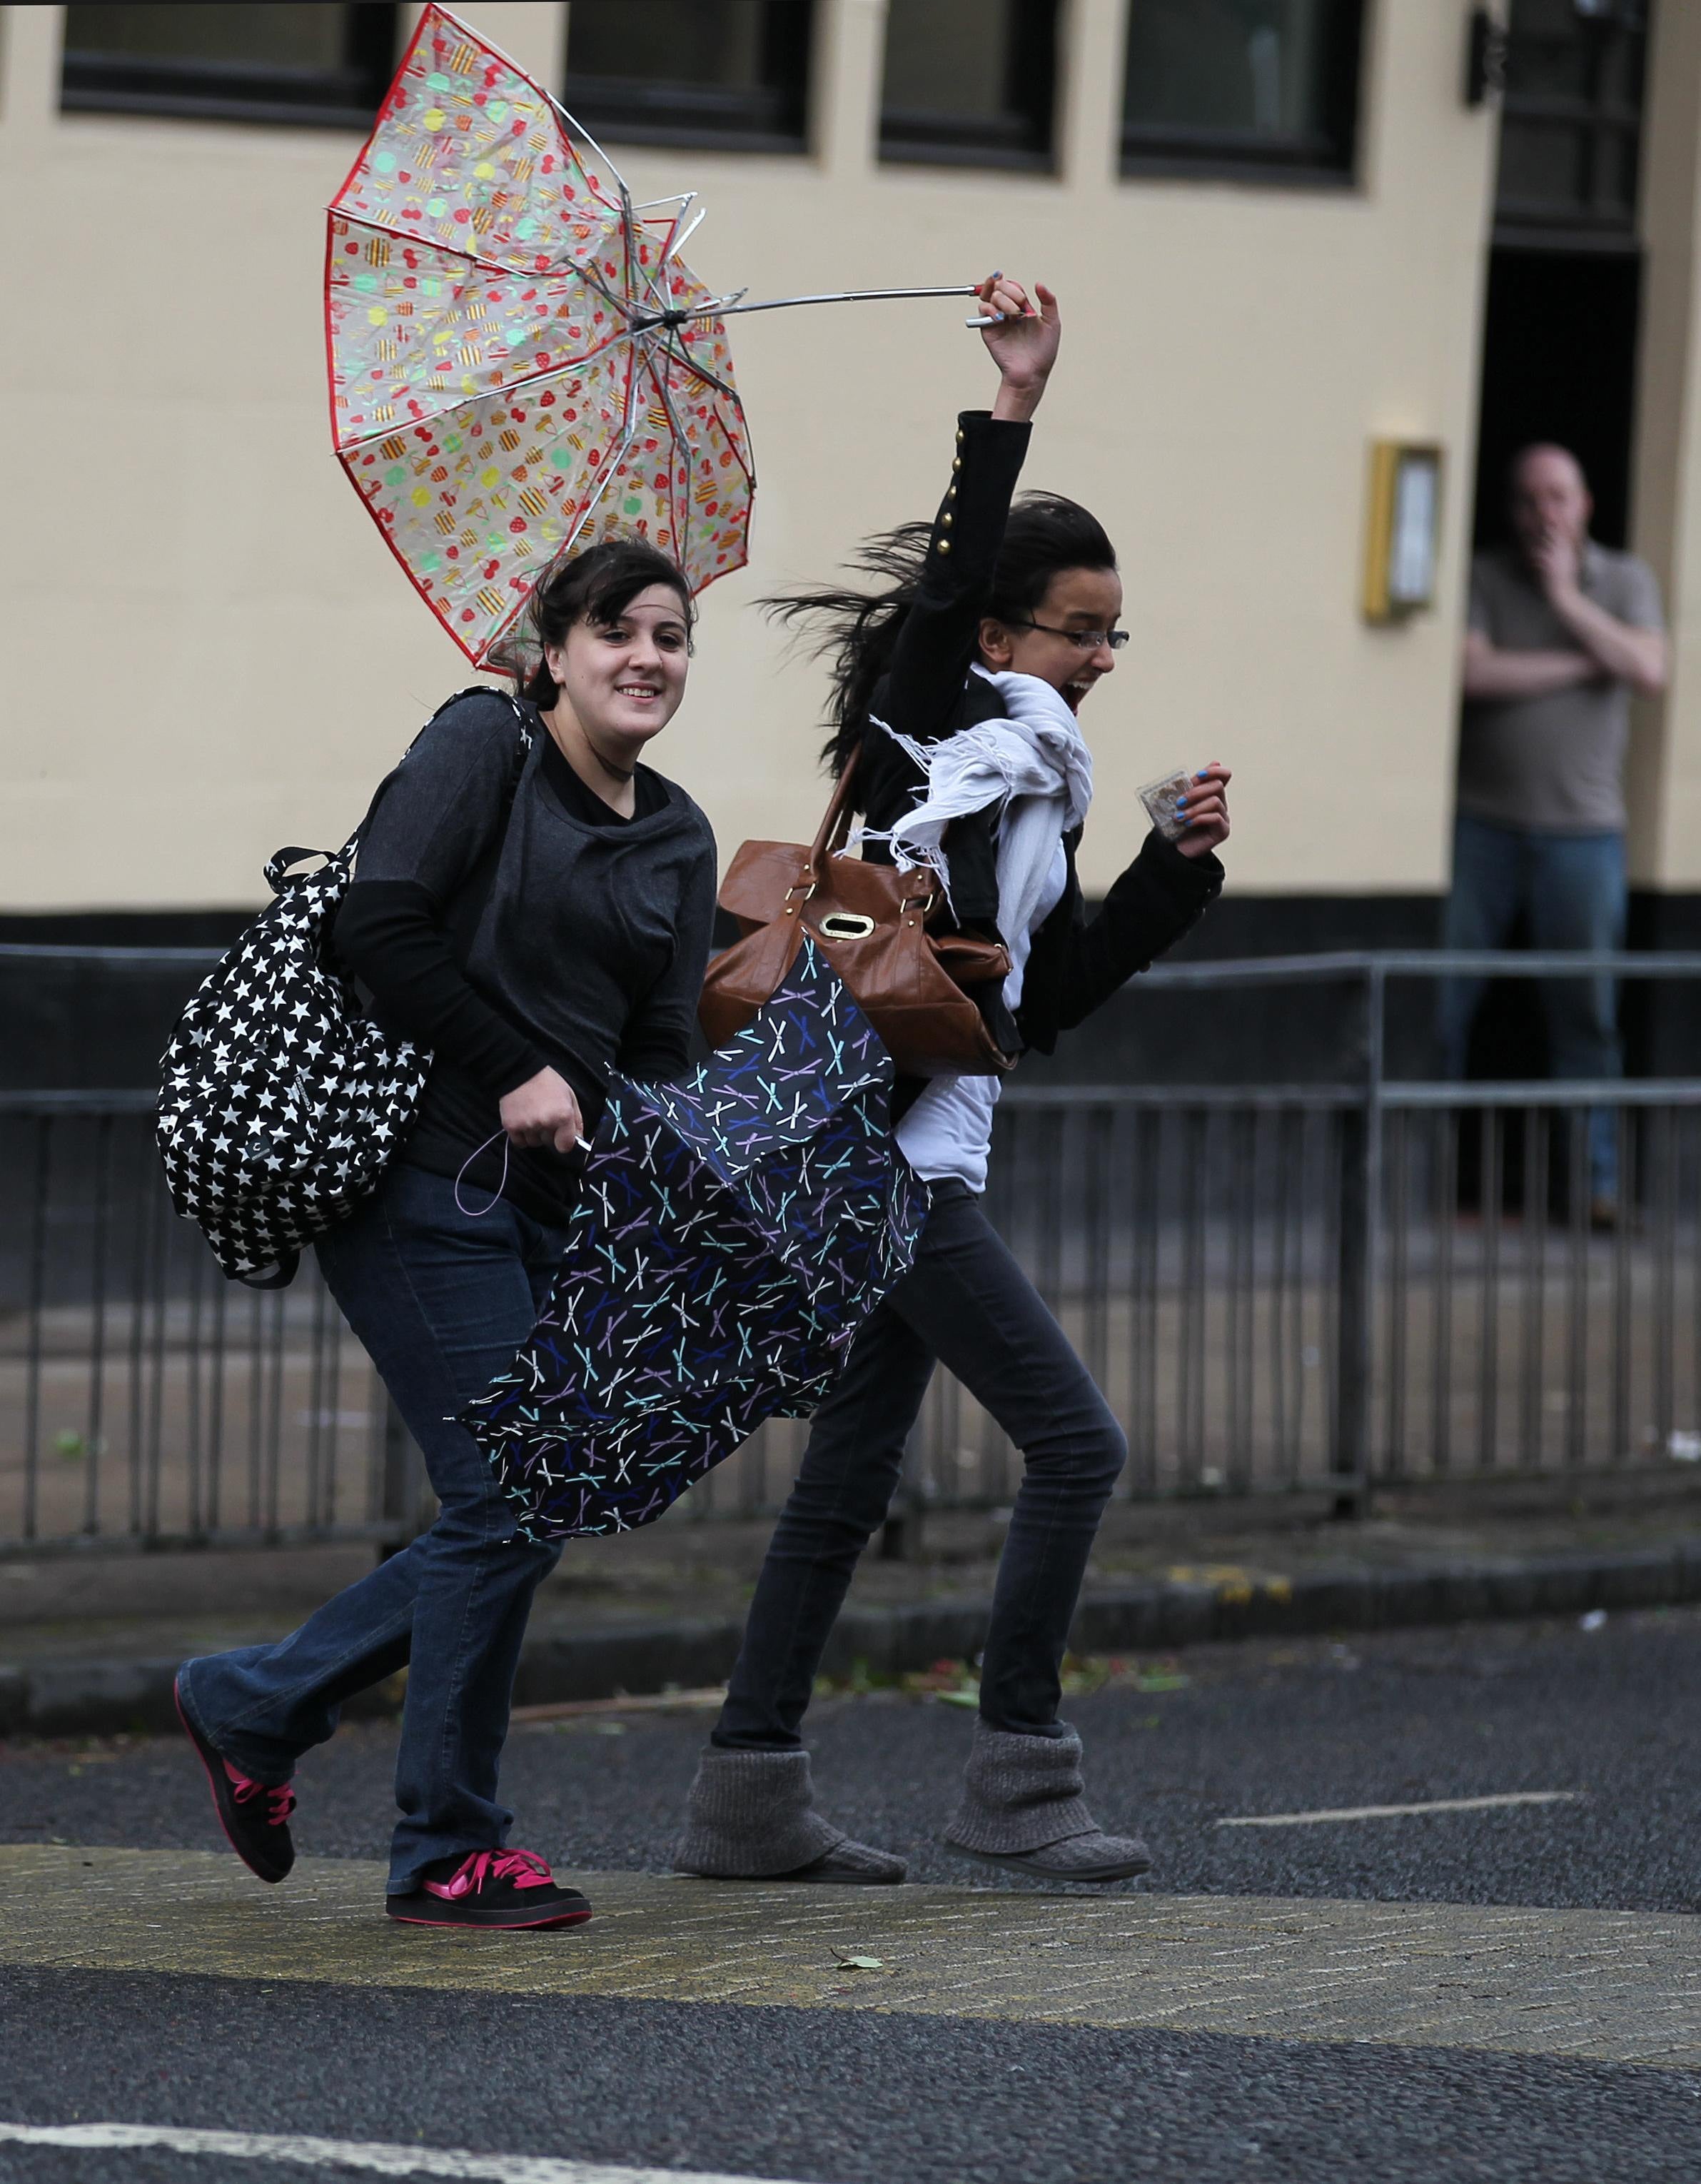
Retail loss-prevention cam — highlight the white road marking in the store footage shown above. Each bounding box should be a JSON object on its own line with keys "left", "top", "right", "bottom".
{"left": 0, "top": 2123, "right": 805, "bottom": 2184}
{"left": 1216, "top": 1791, "right": 1583, "bottom": 1828}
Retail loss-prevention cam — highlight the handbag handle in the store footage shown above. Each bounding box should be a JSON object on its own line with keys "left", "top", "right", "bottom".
{"left": 265, "top": 846, "right": 343, "bottom": 895}
{"left": 807, "top": 745, "right": 861, "bottom": 869}
{"left": 801, "top": 744, "right": 933, "bottom": 908}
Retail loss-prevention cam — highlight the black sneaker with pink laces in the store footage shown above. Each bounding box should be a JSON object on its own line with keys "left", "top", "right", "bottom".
{"left": 174, "top": 1675, "right": 296, "bottom": 1885}
{"left": 386, "top": 1848, "right": 592, "bottom": 1930}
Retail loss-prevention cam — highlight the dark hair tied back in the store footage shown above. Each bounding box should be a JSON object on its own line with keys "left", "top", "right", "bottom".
{"left": 763, "top": 490, "right": 1116, "bottom": 777}
{"left": 496, "top": 538, "right": 695, "bottom": 707}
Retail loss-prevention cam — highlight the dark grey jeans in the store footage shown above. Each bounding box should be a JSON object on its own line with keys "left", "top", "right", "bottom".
{"left": 713, "top": 1181, "right": 1128, "bottom": 1749}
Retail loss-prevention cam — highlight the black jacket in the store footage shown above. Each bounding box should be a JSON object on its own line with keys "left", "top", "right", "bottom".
{"left": 852, "top": 409, "right": 1222, "bottom": 1060}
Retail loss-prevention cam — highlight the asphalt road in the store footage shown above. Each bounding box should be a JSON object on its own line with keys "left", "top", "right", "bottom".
{"left": 4, "top": 1609, "right": 1700, "bottom": 2184}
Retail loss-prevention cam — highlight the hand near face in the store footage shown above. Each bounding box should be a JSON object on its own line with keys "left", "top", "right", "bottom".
{"left": 1173, "top": 763, "right": 1231, "bottom": 861}
{"left": 1530, "top": 523, "right": 1583, "bottom": 603}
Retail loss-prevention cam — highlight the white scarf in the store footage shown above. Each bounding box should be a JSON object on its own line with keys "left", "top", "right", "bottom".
{"left": 871, "top": 667, "right": 1093, "bottom": 1005}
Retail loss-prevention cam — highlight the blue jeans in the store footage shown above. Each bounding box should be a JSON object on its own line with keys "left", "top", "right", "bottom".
{"left": 178, "top": 1162, "right": 567, "bottom": 1893}
{"left": 1438, "top": 815, "right": 1626, "bottom": 1200}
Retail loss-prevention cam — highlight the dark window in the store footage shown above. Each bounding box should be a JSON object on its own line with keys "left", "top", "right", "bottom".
{"left": 61, "top": 4, "right": 398, "bottom": 128}
{"left": 565, "top": 1, "right": 814, "bottom": 154}
{"left": 1121, "top": 0, "right": 1364, "bottom": 183}
{"left": 1495, "top": 0, "right": 1649, "bottom": 248}
{"left": 879, "top": 0, "right": 1057, "bottom": 171}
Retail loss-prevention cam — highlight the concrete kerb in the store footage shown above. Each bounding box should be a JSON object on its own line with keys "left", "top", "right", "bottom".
{"left": 7, "top": 1542, "right": 1701, "bottom": 1740}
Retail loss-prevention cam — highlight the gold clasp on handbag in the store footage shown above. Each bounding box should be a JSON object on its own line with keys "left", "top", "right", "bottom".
{"left": 817, "top": 911, "right": 876, "bottom": 942}
{"left": 782, "top": 877, "right": 817, "bottom": 917}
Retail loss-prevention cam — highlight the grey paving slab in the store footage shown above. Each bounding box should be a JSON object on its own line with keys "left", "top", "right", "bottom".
{"left": 2, "top": 1845, "right": 1696, "bottom": 2070}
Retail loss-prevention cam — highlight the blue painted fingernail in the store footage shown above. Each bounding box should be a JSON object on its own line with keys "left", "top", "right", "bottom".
{"left": 1176, "top": 797, "right": 1188, "bottom": 810}
{"left": 1195, "top": 769, "right": 1209, "bottom": 781}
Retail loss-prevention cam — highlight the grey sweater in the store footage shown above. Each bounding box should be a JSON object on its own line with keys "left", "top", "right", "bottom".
{"left": 337, "top": 690, "right": 717, "bottom": 1222}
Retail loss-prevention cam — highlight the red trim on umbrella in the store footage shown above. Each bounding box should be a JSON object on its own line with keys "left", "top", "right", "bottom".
{"left": 325, "top": 4, "right": 753, "bottom": 669}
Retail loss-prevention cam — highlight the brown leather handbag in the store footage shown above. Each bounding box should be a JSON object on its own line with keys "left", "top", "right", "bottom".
{"left": 699, "top": 749, "right": 1016, "bottom": 1078}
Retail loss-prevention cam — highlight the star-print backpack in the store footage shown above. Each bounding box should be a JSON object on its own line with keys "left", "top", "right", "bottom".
{"left": 157, "top": 693, "right": 533, "bottom": 1288}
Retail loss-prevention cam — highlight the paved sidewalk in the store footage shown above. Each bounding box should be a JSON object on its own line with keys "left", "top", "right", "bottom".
{"left": 5, "top": 1844, "right": 1698, "bottom": 2072}
{"left": 6, "top": 1474, "right": 1701, "bottom": 1736}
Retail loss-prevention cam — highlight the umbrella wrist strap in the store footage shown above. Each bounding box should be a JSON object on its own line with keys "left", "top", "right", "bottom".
{"left": 454, "top": 1131, "right": 510, "bottom": 1219}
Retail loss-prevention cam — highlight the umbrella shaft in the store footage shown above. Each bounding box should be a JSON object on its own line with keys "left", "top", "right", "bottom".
{"left": 721, "top": 284, "right": 979, "bottom": 316}
{"left": 632, "top": 284, "right": 977, "bottom": 332}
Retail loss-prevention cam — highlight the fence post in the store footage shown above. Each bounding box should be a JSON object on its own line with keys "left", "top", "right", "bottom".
{"left": 1332, "top": 962, "right": 1385, "bottom": 1516}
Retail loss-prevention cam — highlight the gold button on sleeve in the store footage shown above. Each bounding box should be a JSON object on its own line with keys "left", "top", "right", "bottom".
{"left": 935, "top": 538, "right": 952, "bottom": 555}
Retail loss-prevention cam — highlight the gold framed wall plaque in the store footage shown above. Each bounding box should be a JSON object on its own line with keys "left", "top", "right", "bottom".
{"left": 1363, "top": 440, "right": 1444, "bottom": 621}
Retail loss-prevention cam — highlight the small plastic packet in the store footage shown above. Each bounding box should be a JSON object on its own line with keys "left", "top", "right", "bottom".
{"left": 1138, "top": 766, "right": 1198, "bottom": 842}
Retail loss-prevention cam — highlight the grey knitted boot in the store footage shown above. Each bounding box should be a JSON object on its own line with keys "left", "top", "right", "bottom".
{"left": 674, "top": 1748, "right": 907, "bottom": 1884}
{"left": 943, "top": 1721, "right": 1151, "bottom": 1883}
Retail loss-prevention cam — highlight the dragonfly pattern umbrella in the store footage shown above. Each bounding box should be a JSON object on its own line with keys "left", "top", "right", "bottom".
{"left": 460, "top": 939, "right": 927, "bottom": 1539}
{"left": 326, "top": 4, "right": 979, "bottom": 668}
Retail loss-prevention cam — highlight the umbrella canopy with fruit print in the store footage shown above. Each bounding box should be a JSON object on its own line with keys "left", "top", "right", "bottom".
{"left": 327, "top": 5, "right": 977, "bottom": 668}
{"left": 328, "top": 3, "right": 754, "bottom": 667}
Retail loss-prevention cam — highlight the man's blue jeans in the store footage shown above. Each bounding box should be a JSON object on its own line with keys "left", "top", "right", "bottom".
{"left": 177, "top": 1162, "right": 567, "bottom": 1893}
{"left": 1438, "top": 815, "right": 1626, "bottom": 1200}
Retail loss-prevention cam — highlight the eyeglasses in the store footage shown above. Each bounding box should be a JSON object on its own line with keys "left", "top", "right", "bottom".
{"left": 1004, "top": 618, "right": 1130, "bottom": 652}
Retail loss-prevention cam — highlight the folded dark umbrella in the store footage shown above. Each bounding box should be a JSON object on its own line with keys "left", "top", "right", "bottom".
{"left": 461, "top": 938, "right": 925, "bottom": 1537}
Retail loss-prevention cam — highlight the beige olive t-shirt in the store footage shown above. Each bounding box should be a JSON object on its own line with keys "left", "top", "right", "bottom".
{"left": 1457, "top": 543, "right": 1663, "bottom": 833}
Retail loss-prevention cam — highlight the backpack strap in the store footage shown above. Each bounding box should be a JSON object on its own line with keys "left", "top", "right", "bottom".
{"left": 345, "top": 688, "right": 535, "bottom": 867}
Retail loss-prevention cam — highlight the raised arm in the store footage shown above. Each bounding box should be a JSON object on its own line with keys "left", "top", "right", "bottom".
{"left": 879, "top": 276, "right": 1061, "bottom": 742}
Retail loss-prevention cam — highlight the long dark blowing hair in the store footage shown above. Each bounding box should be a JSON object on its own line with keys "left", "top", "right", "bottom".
{"left": 764, "top": 491, "right": 1117, "bottom": 778}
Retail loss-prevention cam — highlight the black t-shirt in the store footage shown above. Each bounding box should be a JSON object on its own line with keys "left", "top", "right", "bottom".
{"left": 333, "top": 692, "right": 716, "bottom": 1222}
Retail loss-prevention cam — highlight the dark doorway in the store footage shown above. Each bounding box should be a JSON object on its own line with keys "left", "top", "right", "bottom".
{"left": 1454, "top": 1, "right": 1652, "bottom": 1179}
{"left": 1472, "top": 245, "right": 1643, "bottom": 550}
{"left": 1473, "top": 0, "right": 1651, "bottom": 546}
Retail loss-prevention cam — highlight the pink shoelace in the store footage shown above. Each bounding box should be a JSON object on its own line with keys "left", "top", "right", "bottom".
{"left": 425, "top": 1847, "right": 555, "bottom": 1901}
{"left": 223, "top": 1760, "right": 296, "bottom": 1828}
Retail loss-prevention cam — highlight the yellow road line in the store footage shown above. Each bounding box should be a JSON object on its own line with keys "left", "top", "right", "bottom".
{"left": 2, "top": 1844, "right": 1697, "bottom": 2071}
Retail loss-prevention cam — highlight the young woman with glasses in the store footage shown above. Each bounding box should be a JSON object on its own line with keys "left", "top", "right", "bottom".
{"left": 675, "top": 275, "right": 1232, "bottom": 1887}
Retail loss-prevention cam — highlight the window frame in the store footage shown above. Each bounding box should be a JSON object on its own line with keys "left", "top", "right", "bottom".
{"left": 878, "top": 0, "right": 1059, "bottom": 175}
{"left": 563, "top": 0, "right": 815, "bottom": 156}
{"left": 1118, "top": 0, "right": 1367, "bottom": 189}
{"left": 1493, "top": 5, "right": 1648, "bottom": 250}
{"left": 59, "top": 3, "right": 399, "bottom": 129}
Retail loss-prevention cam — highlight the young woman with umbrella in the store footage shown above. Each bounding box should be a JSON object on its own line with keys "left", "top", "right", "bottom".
{"left": 675, "top": 275, "right": 1232, "bottom": 1886}
{"left": 175, "top": 540, "right": 717, "bottom": 1930}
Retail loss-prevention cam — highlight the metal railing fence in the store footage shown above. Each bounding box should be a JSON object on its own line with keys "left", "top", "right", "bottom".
{"left": 3, "top": 950, "right": 1700, "bottom": 1554}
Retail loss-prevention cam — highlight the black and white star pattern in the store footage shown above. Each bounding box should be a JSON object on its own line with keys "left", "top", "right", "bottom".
{"left": 156, "top": 832, "right": 429, "bottom": 1286}
{"left": 156, "top": 695, "right": 532, "bottom": 1287}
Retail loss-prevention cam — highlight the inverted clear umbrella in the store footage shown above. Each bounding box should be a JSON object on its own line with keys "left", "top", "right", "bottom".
{"left": 326, "top": 4, "right": 977, "bottom": 666}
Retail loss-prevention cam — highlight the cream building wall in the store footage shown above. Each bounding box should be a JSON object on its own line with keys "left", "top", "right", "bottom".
{"left": 0, "top": 0, "right": 1550, "bottom": 915}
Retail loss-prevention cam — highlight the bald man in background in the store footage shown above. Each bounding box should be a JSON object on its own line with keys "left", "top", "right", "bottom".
{"left": 1441, "top": 444, "right": 1667, "bottom": 1222}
